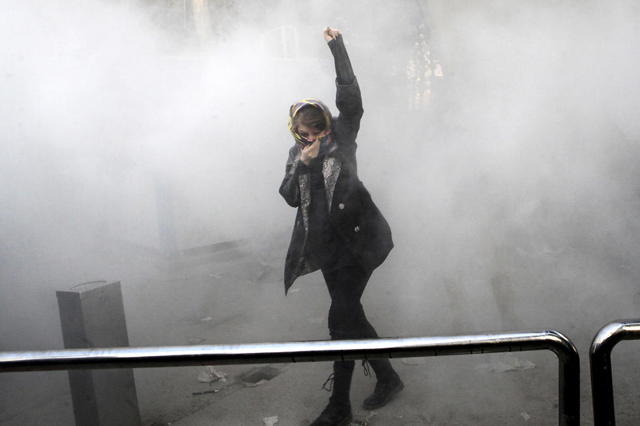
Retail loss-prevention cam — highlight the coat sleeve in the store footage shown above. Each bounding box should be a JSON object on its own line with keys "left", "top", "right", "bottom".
{"left": 328, "top": 34, "right": 363, "bottom": 134}
{"left": 279, "top": 145, "right": 307, "bottom": 207}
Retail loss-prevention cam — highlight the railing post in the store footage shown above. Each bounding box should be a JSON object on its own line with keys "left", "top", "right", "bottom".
{"left": 548, "top": 330, "right": 580, "bottom": 426}
{"left": 1, "top": 330, "right": 579, "bottom": 425}
{"left": 590, "top": 319, "right": 640, "bottom": 426}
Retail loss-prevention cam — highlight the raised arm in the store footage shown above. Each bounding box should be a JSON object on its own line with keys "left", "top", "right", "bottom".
{"left": 325, "top": 28, "right": 363, "bottom": 127}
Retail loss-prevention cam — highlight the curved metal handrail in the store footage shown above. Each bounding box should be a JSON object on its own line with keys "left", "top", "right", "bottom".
{"left": 590, "top": 319, "right": 640, "bottom": 425}
{"left": 1, "top": 330, "right": 580, "bottom": 425}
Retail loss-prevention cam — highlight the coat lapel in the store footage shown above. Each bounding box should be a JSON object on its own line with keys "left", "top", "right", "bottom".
{"left": 290, "top": 155, "right": 342, "bottom": 283}
{"left": 296, "top": 173, "right": 316, "bottom": 276}
{"left": 322, "top": 156, "right": 342, "bottom": 212}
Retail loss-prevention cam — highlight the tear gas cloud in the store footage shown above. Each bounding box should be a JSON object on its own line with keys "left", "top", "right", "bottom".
{"left": 1, "top": 0, "right": 640, "bottom": 374}
{"left": 3, "top": 0, "right": 640, "bottom": 423}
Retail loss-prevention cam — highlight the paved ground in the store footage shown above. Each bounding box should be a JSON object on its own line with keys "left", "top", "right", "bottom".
{"left": 3, "top": 238, "right": 640, "bottom": 425}
{"left": 171, "top": 353, "right": 559, "bottom": 426}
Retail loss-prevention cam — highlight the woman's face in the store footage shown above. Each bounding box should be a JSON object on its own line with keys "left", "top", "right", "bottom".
{"left": 297, "top": 124, "right": 331, "bottom": 144}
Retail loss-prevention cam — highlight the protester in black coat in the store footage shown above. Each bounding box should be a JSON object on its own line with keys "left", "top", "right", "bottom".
{"left": 279, "top": 28, "right": 404, "bottom": 426}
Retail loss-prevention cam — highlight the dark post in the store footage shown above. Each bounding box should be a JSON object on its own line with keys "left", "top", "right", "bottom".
{"left": 590, "top": 320, "right": 640, "bottom": 426}
{"left": 56, "top": 281, "right": 141, "bottom": 426}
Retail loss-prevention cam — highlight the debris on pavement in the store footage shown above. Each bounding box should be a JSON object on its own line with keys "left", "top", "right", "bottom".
{"left": 520, "top": 411, "right": 531, "bottom": 421}
{"left": 192, "top": 389, "right": 219, "bottom": 396}
{"left": 349, "top": 410, "right": 376, "bottom": 425}
{"left": 200, "top": 316, "right": 214, "bottom": 322}
{"left": 197, "top": 366, "right": 228, "bottom": 383}
{"left": 187, "top": 337, "right": 206, "bottom": 344}
{"left": 239, "top": 366, "right": 281, "bottom": 387}
{"left": 262, "top": 415, "right": 279, "bottom": 425}
{"left": 475, "top": 356, "right": 536, "bottom": 373}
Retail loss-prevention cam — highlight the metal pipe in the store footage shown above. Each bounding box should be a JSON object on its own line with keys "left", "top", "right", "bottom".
{"left": 1, "top": 330, "right": 579, "bottom": 425}
{"left": 590, "top": 319, "right": 640, "bottom": 425}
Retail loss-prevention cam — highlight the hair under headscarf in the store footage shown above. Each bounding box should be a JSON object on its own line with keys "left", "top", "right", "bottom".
{"left": 288, "top": 98, "right": 333, "bottom": 145}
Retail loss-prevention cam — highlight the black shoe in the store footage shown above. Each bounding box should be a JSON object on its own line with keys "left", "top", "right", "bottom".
{"left": 362, "top": 373, "right": 404, "bottom": 410}
{"left": 310, "top": 401, "right": 352, "bottom": 426}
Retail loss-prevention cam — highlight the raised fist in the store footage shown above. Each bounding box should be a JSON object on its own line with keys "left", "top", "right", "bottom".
{"left": 323, "top": 27, "right": 341, "bottom": 42}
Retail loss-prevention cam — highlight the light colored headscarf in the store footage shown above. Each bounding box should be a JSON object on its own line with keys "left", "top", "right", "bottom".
{"left": 288, "top": 98, "right": 332, "bottom": 146}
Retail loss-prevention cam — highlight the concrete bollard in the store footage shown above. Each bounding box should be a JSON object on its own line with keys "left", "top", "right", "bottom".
{"left": 57, "top": 281, "right": 141, "bottom": 426}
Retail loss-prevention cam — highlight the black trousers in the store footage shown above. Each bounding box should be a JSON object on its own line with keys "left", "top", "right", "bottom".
{"left": 321, "top": 257, "right": 377, "bottom": 341}
{"left": 320, "top": 249, "right": 396, "bottom": 405}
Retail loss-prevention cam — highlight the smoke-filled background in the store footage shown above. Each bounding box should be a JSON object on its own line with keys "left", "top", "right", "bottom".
{"left": 2, "top": 0, "right": 640, "bottom": 424}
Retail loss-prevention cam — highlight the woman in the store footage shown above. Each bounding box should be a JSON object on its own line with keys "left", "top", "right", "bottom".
{"left": 279, "top": 27, "right": 403, "bottom": 426}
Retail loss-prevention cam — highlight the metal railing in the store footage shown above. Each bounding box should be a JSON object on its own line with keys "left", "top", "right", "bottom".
{"left": 1, "top": 330, "right": 580, "bottom": 425}
{"left": 590, "top": 319, "right": 640, "bottom": 425}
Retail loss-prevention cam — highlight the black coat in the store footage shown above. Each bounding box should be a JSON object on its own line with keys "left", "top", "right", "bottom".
{"left": 279, "top": 71, "right": 393, "bottom": 294}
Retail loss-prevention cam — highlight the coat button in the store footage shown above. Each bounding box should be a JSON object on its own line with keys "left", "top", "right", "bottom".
{"left": 354, "top": 225, "right": 360, "bottom": 232}
{"left": 338, "top": 203, "right": 345, "bottom": 210}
